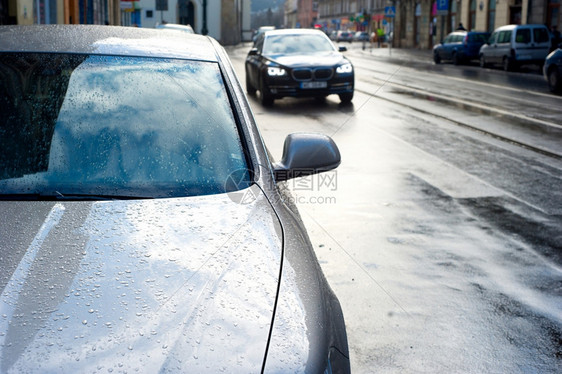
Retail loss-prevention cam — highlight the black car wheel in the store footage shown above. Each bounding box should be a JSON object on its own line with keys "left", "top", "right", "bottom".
{"left": 259, "top": 77, "right": 274, "bottom": 106}
{"left": 479, "top": 54, "right": 487, "bottom": 68}
{"left": 503, "top": 57, "right": 515, "bottom": 72}
{"left": 548, "top": 67, "right": 562, "bottom": 93}
{"left": 433, "top": 52, "right": 441, "bottom": 64}
{"left": 452, "top": 52, "right": 460, "bottom": 66}
{"left": 339, "top": 92, "right": 353, "bottom": 104}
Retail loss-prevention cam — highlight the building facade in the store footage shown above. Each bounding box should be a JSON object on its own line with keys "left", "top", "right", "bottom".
{"left": 315, "top": 0, "right": 561, "bottom": 49}
{"left": 285, "top": 0, "right": 298, "bottom": 27}
{"left": 0, "top": 0, "right": 252, "bottom": 45}
{"left": 0, "top": 0, "right": 121, "bottom": 25}
{"left": 296, "top": 0, "right": 318, "bottom": 27}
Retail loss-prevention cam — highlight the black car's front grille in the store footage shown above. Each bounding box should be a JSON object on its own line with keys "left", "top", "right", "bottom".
{"left": 314, "top": 68, "right": 333, "bottom": 80}
{"left": 292, "top": 69, "right": 312, "bottom": 80}
{"left": 291, "top": 68, "right": 334, "bottom": 81}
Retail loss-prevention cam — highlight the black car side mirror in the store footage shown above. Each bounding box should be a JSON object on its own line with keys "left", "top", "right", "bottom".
{"left": 338, "top": 46, "right": 347, "bottom": 52}
{"left": 248, "top": 48, "right": 259, "bottom": 56}
{"left": 273, "top": 133, "right": 341, "bottom": 182}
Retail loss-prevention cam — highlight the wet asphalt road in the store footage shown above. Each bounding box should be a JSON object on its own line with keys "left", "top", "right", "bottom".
{"left": 226, "top": 43, "right": 562, "bottom": 373}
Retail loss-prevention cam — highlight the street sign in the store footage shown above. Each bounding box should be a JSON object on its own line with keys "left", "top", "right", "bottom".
{"left": 384, "top": 6, "right": 395, "bottom": 18}
{"left": 437, "top": 0, "right": 449, "bottom": 14}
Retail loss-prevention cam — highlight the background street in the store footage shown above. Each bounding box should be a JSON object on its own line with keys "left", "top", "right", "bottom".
{"left": 227, "top": 43, "right": 562, "bottom": 373}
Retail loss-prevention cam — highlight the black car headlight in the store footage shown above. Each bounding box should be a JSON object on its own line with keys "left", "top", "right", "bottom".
{"left": 267, "top": 66, "right": 287, "bottom": 76}
{"left": 336, "top": 63, "right": 353, "bottom": 74}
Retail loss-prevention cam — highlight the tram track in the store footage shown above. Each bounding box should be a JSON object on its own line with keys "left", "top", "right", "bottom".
{"left": 353, "top": 75, "right": 562, "bottom": 160}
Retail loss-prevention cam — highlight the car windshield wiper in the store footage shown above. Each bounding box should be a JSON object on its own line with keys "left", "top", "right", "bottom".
{"left": 0, "top": 193, "right": 153, "bottom": 201}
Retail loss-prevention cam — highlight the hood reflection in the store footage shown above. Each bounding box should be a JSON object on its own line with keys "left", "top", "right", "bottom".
{"left": 0, "top": 186, "right": 282, "bottom": 372}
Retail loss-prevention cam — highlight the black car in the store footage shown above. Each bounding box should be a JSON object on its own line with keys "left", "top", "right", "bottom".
{"left": 0, "top": 25, "right": 350, "bottom": 373}
{"left": 544, "top": 48, "right": 562, "bottom": 93}
{"left": 245, "top": 28, "right": 354, "bottom": 106}
{"left": 433, "top": 31, "right": 490, "bottom": 65}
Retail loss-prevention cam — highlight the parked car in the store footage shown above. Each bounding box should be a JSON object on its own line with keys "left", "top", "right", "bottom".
{"left": 336, "top": 30, "right": 354, "bottom": 43}
{"left": 329, "top": 30, "right": 338, "bottom": 40}
{"left": 245, "top": 28, "right": 354, "bottom": 106}
{"left": 433, "top": 30, "right": 490, "bottom": 65}
{"left": 478, "top": 24, "right": 551, "bottom": 71}
{"left": 543, "top": 48, "right": 562, "bottom": 93}
{"left": 0, "top": 25, "right": 350, "bottom": 373}
{"left": 353, "top": 31, "right": 370, "bottom": 42}
{"left": 155, "top": 22, "right": 194, "bottom": 33}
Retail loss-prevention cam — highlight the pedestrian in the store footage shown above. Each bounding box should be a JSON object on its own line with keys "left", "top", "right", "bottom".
{"left": 377, "top": 27, "right": 385, "bottom": 48}
{"left": 551, "top": 25, "right": 561, "bottom": 52}
{"left": 456, "top": 23, "right": 466, "bottom": 31}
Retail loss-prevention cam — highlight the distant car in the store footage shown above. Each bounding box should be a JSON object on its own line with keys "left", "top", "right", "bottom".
{"left": 336, "top": 31, "right": 353, "bottom": 43}
{"left": 353, "top": 31, "right": 369, "bottom": 42}
{"left": 252, "top": 25, "right": 275, "bottom": 43}
{"left": 245, "top": 28, "right": 354, "bottom": 106}
{"left": 155, "top": 22, "right": 194, "bottom": 33}
{"left": 0, "top": 24, "right": 351, "bottom": 373}
{"left": 329, "top": 30, "right": 338, "bottom": 40}
{"left": 433, "top": 31, "right": 489, "bottom": 65}
{"left": 479, "top": 24, "right": 551, "bottom": 71}
{"left": 544, "top": 48, "right": 562, "bottom": 93}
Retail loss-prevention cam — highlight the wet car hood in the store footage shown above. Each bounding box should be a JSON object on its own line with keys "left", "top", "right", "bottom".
{"left": 0, "top": 185, "right": 282, "bottom": 373}
{"left": 266, "top": 51, "right": 347, "bottom": 68}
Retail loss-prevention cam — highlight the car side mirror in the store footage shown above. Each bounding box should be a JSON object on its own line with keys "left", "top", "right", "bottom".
{"left": 338, "top": 46, "right": 347, "bottom": 52}
{"left": 273, "top": 133, "right": 341, "bottom": 182}
{"left": 248, "top": 48, "right": 259, "bottom": 56}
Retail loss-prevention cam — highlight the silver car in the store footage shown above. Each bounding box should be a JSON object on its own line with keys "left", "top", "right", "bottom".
{"left": 478, "top": 24, "right": 551, "bottom": 71}
{"left": 0, "top": 25, "right": 350, "bottom": 373}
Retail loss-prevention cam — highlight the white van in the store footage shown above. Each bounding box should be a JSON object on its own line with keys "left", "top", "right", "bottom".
{"left": 478, "top": 24, "right": 551, "bottom": 71}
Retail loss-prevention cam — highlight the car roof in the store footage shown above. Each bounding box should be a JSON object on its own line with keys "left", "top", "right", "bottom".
{"left": 494, "top": 24, "right": 547, "bottom": 32}
{"left": 265, "top": 28, "right": 327, "bottom": 37}
{"left": 155, "top": 23, "right": 194, "bottom": 33}
{"left": 0, "top": 25, "right": 219, "bottom": 61}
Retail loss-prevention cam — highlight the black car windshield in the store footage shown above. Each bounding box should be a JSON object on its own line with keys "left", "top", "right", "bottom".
{"left": 0, "top": 53, "right": 251, "bottom": 199}
{"left": 263, "top": 34, "right": 336, "bottom": 55}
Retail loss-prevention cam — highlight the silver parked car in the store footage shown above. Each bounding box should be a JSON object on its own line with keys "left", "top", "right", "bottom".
{"left": 478, "top": 24, "right": 551, "bottom": 71}
{"left": 0, "top": 25, "right": 350, "bottom": 373}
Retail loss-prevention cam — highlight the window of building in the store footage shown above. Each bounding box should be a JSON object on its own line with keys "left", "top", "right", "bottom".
{"left": 469, "top": 0, "right": 476, "bottom": 30}
{"left": 449, "top": 0, "right": 457, "bottom": 34}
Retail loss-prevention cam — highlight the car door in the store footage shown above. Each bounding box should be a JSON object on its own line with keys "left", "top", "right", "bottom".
{"left": 495, "top": 30, "right": 512, "bottom": 63}
{"left": 246, "top": 35, "right": 265, "bottom": 89}
{"left": 513, "top": 27, "right": 533, "bottom": 62}
{"left": 451, "top": 34, "right": 464, "bottom": 57}
{"left": 440, "top": 35, "right": 453, "bottom": 59}
{"left": 531, "top": 26, "right": 551, "bottom": 60}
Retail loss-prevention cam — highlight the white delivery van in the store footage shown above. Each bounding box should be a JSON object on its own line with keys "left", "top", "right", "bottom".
{"left": 478, "top": 24, "right": 551, "bottom": 71}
